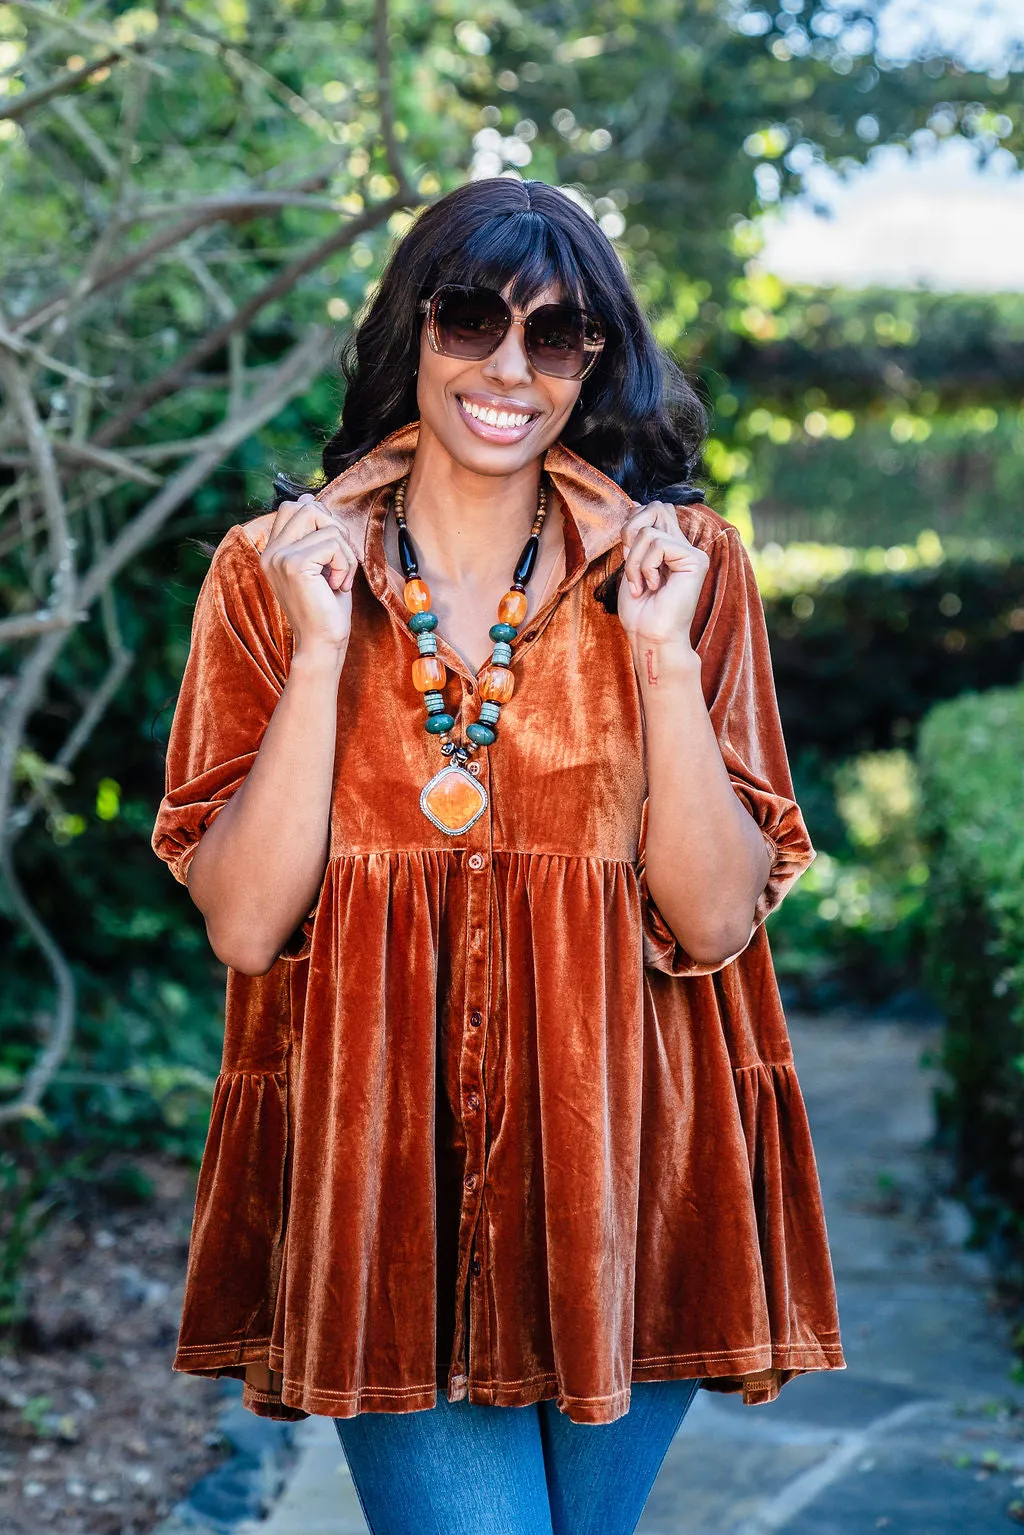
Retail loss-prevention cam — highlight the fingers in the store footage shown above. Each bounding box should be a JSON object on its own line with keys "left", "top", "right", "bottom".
{"left": 268, "top": 491, "right": 343, "bottom": 549}
{"left": 620, "top": 504, "right": 704, "bottom": 595}
{"left": 262, "top": 517, "right": 360, "bottom": 593}
{"left": 623, "top": 524, "right": 664, "bottom": 593}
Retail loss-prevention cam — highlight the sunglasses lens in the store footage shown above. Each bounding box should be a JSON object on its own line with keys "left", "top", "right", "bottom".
{"left": 523, "top": 307, "right": 584, "bottom": 376}
{"left": 432, "top": 287, "right": 509, "bottom": 358}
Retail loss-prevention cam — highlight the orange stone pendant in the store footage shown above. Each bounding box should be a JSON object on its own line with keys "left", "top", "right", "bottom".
{"left": 420, "top": 763, "right": 488, "bottom": 835}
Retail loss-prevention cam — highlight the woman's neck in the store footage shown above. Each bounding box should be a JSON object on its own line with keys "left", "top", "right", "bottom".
{"left": 399, "top": 428, "right": 549, "bottom": 589}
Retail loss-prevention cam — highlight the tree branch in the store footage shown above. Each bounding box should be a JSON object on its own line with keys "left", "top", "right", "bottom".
{"left": 92, "top": 193, "right": 406, "bottom": 447}
{"left": 0, "top": 846, "right": 77, "bottom": 1127}
{"left": 374, "top": 0, "right": 414, "bottom": 198}
{"left": 14, "top": 170, "right": 336, "bottom": 338}
{"left": 0, "top": 338, "right": 75, "bottom": 612}
{"left": 0, "top": 48, "right": 126, "bottom": 124}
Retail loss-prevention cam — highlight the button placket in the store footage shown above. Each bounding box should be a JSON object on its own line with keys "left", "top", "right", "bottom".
{"left": 449, "top": 823, "right": 493, "bottom": 1396}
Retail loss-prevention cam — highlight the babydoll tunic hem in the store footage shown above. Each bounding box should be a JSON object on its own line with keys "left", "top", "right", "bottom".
{"left": 172, "top": 1340, "right": 846, "bottom": 1423}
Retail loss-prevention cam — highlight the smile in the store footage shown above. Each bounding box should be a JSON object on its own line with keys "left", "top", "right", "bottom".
{"left": 455, "top": 394, "right": 540, "bottom": 441}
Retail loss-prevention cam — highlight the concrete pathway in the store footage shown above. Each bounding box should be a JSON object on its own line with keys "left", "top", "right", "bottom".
{"left": 232, "top": 1012, "right": 1024, "bottom": 1534}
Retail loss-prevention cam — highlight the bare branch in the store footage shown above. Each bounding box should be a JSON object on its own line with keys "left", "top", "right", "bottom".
{"left": 0, "top": 48, "right": 126, "bottom": 124}
{"left": 0, "top": 611, "right": 82, "bottom": 641}
{"left": 0, "top": 845, "right": 77, "bottom": 1127}
{"left": 0, "top": 319, "right": 115, "bottom": 387}
{"left": 0, "top": 341, "right": 75, "bottom": 611}
{"left": 0, "top": 328, "right": 329, "bottom": 849}
{"left": 0, "top": 436, "right": 163, "bottom": 485}
{"left": 131, "top": 190, "right": 351, "bottom": 220}
{"left": 8, "top": 1, "right": 171, "bottom": 78}
{"left": 9, "top": 644, "right": 133, "bottom": 841}
{"left": 14, "top": 171, "right": 337, "bottom": 338}
{"left": 92, "top": 193, "right": 407, "bottom": 447}
{"left": 374, "top": 0, "right": 414, "bottom": 198}
{"left": 80, "top": 326, "right": 331, "bottom": 605}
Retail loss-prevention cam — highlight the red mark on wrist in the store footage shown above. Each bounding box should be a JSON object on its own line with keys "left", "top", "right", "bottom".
{"left": 645, "top": 647, "right": 658, "bottom": 685}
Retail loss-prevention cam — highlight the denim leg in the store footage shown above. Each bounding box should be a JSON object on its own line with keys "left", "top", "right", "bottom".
{"left": 537, "top": 1378, "right": 703, "bottom": 1535}
{"left": 333, "top": 1393, "right": 555, "bottom": 1535}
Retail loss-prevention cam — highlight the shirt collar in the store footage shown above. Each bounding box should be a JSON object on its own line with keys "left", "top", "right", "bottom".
{"left": 315, "top": 418, "right": 638, "bottom": 585}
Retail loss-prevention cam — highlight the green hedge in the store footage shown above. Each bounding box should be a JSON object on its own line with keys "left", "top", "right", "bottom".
{"left": 764, "top": 557, "right": 1024, "bottom": 762}
{"left": 917, "top": 686, "right": 1024, "bottom": 1266}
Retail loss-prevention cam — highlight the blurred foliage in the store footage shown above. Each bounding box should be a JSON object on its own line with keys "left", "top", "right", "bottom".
{"left": 917, "top": 687, "right": 1024, "bottom": 1274}
{"left": 766, "top": 749, "right": 929, "bottom": 1007}
{"left": 763, "top": 554, "right": 1024, "bottom": 761}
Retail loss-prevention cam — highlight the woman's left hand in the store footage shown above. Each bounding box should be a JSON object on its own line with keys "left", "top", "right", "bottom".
{"left": 616, "top": 501, "right": 711, "bottom": 649}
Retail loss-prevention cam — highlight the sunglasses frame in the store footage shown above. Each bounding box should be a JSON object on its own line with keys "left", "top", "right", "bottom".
{"left": 417, "top": 284, "right": 606, "bottom": 381}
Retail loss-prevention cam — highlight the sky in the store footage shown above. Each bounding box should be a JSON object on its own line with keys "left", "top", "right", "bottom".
{"left": 757, "top": 0, "right": 1024, "bottom": 291}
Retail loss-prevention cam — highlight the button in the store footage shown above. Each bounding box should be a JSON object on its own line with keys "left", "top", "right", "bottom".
{"left": 467, "top": 852, "right": 486, "bottom": 871}
{"left": 523, "top": 630, "right": 536, "bottom": 641}
{"left": 469, "top": 1009, "right": 482, "bottom": 1029}
{"left": 470, "top": 1257, "right": 482, "bottom": 1277}
{"left": 466, "top": 1091, "right": 480, "bottom": 1112}
{"left": 467, "top": 761, "right": 481, "bottom": 776}
{"left": 464, "top": 1173, "right": 478, "bottom": 1191}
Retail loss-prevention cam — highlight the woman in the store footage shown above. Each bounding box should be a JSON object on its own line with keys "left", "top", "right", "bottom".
{"left": 152, "top": 178, "right": 845, "bottom": 1534}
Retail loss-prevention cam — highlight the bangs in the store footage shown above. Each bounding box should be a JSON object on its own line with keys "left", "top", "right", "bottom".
{"left": 431, "top": 210, "right": 594, "bottom": 313}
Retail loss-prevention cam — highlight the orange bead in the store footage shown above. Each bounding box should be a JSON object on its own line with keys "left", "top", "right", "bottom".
{"left": 412, "top": 656, "right": 446, "bottom": 691}
{"left": 479, "top": 664, "right": 515, "bottom": 704}
{"left": 497, "top": 589, "right": 528, "bottom": 627}
{"left": 404, "top": 578, "right": 431, "bottom": 613}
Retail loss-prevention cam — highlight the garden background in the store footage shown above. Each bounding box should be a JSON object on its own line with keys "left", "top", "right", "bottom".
{"left": 1, "top": 0, "right": 1023, "bottom": 1528}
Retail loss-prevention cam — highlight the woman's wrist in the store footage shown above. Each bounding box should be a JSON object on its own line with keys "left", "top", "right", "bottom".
{"left": 630, "top": 638, "right": 702, "bottom": 691}
{"left": 289, "top": 640, "right": 349, "bottom": 681}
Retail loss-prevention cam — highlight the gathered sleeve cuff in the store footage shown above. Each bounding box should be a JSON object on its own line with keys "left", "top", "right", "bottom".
{"left": 151, "top": 525, "right": 291, "bottom": 888}
{"left": 639, "top": 520, "right": 815, "bottom": 977}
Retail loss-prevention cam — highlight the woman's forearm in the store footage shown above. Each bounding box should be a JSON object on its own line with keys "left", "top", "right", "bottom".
{"left": 186, "top": 644, "right": 346, "bottom": 974}
{"left": 636, "top": 640, "right": 771, "bottom": 965}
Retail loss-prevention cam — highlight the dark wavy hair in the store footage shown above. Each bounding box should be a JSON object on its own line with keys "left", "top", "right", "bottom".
{"left": 274, "top": 177, "right": 708, "bottom": 512}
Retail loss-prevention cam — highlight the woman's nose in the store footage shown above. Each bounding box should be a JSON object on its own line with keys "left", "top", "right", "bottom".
{"left": 482, "top": 321, "right": 532, "bottom": 384}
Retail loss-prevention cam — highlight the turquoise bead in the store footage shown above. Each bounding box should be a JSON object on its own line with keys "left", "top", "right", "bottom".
{"left": 425, "top": 713, "right": 455, "bottom": 734}
{"left": 489, "top": 622, "right": 517, "bottom": 643}
{"left": 466, "top": 722, "right": 496, "bottom": 746}
{"left": 410, "top": 611, "right": 438, "bottom": 633}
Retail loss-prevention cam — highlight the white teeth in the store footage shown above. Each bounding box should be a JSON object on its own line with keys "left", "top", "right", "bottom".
{"left": 460, "top": 397, "right": 533, "bottom": 429}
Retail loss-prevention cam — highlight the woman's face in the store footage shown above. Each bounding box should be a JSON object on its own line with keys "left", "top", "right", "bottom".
{"left": 415, "top": 278, "right": 582, "bottom": 477}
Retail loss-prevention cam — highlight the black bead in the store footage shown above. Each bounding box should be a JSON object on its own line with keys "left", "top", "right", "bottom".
{"left": 397, "top": 524, "right": 419, "bottom": 580}
{"left": 513, "top": 535, "right": 539, "bottom": 587}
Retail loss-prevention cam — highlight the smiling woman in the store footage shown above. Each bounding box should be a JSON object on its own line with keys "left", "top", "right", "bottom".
{"left": 152, "top": 177, "right": 844, "bottom": 1535}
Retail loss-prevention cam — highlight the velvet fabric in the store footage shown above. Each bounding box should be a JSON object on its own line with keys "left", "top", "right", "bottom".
{"left": 151, "top": 419, "right": 846, "bottom": 1425}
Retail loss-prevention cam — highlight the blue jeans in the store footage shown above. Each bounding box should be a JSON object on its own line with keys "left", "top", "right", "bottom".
{"left": 333, "top": 1377, "right": 703, "bottom": 1534}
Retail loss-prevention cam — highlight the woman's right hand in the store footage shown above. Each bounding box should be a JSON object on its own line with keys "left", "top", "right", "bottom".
{"left": 259, "top": 493, "right": 360, "bottom": 657}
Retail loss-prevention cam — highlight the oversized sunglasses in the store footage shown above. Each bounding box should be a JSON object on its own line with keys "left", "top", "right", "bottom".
{"left": 417, "top": 284, "right": 606, "bottom": 381}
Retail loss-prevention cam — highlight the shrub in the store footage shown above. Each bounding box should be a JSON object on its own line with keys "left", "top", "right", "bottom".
{"left": 767, "top": 749, "right": 930, "bottom": 1007}
{"left": 917, "top": 686, "right": 1024, "bottom": 1269}
{"left": 762, "top": 553, "right": 1024, "bottom": 763}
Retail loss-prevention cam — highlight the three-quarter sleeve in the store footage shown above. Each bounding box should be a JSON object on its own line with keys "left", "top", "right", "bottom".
{"left": 639, "top": 518, "right": 815, "bottom": 977}
{"left": 151, "top": 525, "right": 290, "bottom": 889}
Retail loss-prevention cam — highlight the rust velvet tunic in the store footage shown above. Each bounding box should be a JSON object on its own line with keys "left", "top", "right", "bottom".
{"left": 151, "top": 419, "right": 846, "bottom": 1425}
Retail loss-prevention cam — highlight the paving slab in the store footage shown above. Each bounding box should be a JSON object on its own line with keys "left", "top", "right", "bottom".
{"left": 223, "top": 1012, "right": 1024, "bottom": 1533}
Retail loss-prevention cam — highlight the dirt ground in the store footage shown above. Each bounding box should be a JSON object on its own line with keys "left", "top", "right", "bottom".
{"left": 0, "top": 1153, "right": 232, "bottom": 1534}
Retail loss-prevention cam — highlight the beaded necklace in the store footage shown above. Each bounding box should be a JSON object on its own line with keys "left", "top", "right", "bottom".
{"left": 392, "top": 472, "right": 549, "bottom": 835}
